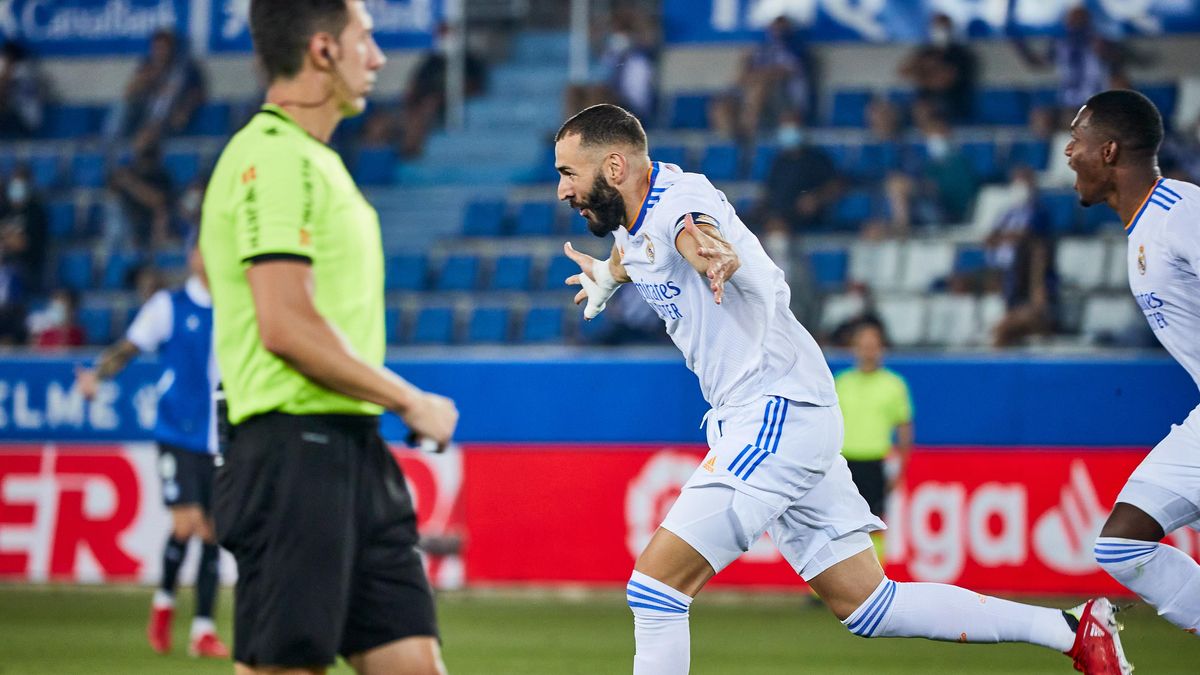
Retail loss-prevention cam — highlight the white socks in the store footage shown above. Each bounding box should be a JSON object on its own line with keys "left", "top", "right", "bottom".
{"left": 152, "top": 589, "right": 175, "bottom": 609}
{"left": 842, "top": 578, "right": 1076, "bottom": 653}
{"left": 1095, "top": 537, "right": 1200, "bottom": 634}
{"left": 628, "top": 571, "right": 693, "bottom": 675}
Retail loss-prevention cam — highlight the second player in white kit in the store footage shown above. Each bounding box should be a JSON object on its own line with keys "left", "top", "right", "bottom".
{"left": 555, "top": 103, "right": 1129, "bottom": 675}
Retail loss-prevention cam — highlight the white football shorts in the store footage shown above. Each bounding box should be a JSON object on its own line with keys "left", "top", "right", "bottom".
{"left": 1116, "top": 403, "right": 1200, "bottom": 533}
{"left": 660, "top": 396, "right": 885, "bottom": 580}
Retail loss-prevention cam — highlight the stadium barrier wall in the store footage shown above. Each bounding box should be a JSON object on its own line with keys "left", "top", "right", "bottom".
{"left": 0, "top": 354, "right": 1196, "bottom": 593}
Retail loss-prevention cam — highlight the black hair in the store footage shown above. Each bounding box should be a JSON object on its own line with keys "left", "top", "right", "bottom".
{"left": 1083, "top": 89, "right": 1164, "bottom": 159}
{"left": 250, "top": 0, "right": 350, "bottom": 81}
{"left": 555, "top": 104, "right": 648, "bottom": 152}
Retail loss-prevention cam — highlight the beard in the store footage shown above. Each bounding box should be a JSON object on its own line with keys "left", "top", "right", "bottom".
{"left": 571, "top": 171, "right": 627, "bottom": 237}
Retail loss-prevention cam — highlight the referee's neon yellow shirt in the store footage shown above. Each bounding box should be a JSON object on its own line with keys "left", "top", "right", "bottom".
{"left": 200, "top": 105, "right": 385, "bottom": 424}
{"left": 835, "top": 367, "right": 913, "bottom": 462}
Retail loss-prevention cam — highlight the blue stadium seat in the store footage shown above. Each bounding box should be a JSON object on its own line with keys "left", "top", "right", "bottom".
{"left": 385, "top": 253, "right": 428, "bottom": 291}
{"left": 1140, "top": 85, "right": 1177, "bottom": 125}
{"left": 42, "top": 105, "right": 101, "bottom": 139}
{"left": 973, "top": 89, "right": 1028, "bottom": 126}
{"left": 567, "top": 211, "right": 590, "bottom": 235}
{"left": 435, "top": 255, "right": 480, "bottom": 291}
{"left": 163, "top": 151, "right": 201, "bottom": 187}
{"left": 652, "top": 146, "right": 688, "bottom": 169}
{"left": 1040, "top": 191, "right": 1081, "bottom": 233}
{"left": 491, "top": 255, "right": 532, "bottom": 291}
{"left": 961, "top": 142, "right": 1000, "bottom": 182}
{"left": 512, "top": 201, "right": 556, "bottom": 236}
{"left": 467, "top": 307, "right": 510, "bottom": 343}
{"left": 807, "top": 250, "right": 848, "bottom": 292}
{"left": 385, "top": 307, "right": 401, "bottom": 343}
{"left": 1030, "top": 87, "right": 1058, "bottom": 110}
{"left": 1082, "top": 202, "right": 1120, "bottom": 234}
{"left": 832, "top": 190, "right": 874, "bottom": 228}
{"left": 699, "top": 144, "right": 739, "bottom": 181}
{"left": 78, "top": 307, "right": 114, "bottom": 345}
{"left": 70, "top": 152, "right": 107, "bottom": 189}
{"left": 668, "top": 94, "right": 710, "bottom": 130}
{"left": 411, "top": 306, "right": 456, "bottom": 345}
{"left": 954, "top": 246, "right": 987, "bottom": 273}
{"left": 816, "top": 143, "right": 853, "bottom": 173}
{"left": 542, "top": 255, "right": 578, "bottom": 290}
{"left": 853, "top": 143, "right": 902, "bottom": 181}
{"left": 829, "top": 91, "right": 871, "bottom": 128}
{"left": 462, "top": 199, "right": 506, "bottom": 237}
{"left": 352, "top": 147, "right": 396, "bottom": 186}
{"left": 154, "top": 251, "right": 187, "bottom": 272}
{"left": 522, "top": 306, "right": 564, "bottom": 343}
{"left": 749, "top": 144, "right": 778, "bottom": 181}
{"left": 102, "top": 250, "right": 142, "bottom": 290}
{"left": 28, "top": 154, "right": 61, "bottom": 190}
{"left": 46, "top": 200, "right": 76, "bottom": 238}
{"left": 184, "top": 103, "right": 232, "bottom": 136}
{"left": 56, "top": 250, "right": 93, "bottom": 291}
{"left": 1009, "top": 140, "right": 1050, "bottom": 171}
{"left": 576, "top": 308, "right": 609, "bottom": 343}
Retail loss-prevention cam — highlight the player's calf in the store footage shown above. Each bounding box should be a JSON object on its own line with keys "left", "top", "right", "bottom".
{"left": 627, "top": 571, "right": 693, "bottom": 675}
{"left": 1095, "top": 536, "right": 1200, "bottom": 634}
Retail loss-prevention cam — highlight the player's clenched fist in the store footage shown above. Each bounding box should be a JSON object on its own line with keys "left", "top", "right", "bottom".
{"left": 400, "top": 391, "right": 459, "bottom": 448}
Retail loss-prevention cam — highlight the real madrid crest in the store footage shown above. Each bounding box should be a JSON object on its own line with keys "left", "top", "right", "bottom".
{"left": 1138, "top": 245, "right": 1146, "bottom": 275}
{"left": 645, "top": 238, "right": 655, "bottom": 263}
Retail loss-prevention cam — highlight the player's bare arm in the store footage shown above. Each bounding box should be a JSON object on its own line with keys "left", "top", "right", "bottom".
{"left": 246, "top": 259, "right": 457, "bottom": 445}
{"left": 675, "top": 213, "right": 740, "bottom": 305}
{"left": 76, "top": 339, "right": 141, "bottom": 399}
{"left": 564, "top": 241, "right": 628, "bottom": 319}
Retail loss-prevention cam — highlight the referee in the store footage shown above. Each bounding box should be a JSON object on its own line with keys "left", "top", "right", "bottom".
{"left": 199, "top": 1, "right": 457, "bottom": 673}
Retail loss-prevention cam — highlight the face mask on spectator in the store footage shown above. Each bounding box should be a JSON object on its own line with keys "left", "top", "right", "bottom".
{"left": 926, "top": 135, "right": 950, "bottom": 160}
{"left": 180, "top": 187, "right": 202, "bottom": 219}
{"left": 777, "top": 125, "right": 805, "bottom": 149}
{"left": 931, "top": 27, "right": 952, "bottom": 48}
{"left": 6, "top": 179, "right": 28, "bottom": 206}
{"left": 608, "top": 32, "right": 632, "bottom": 54}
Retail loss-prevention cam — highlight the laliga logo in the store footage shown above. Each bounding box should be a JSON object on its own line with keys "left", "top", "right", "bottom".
{"left": 625, "top": 451, "right": 696, "bottom": 558}
{"left": 1033, "top": 460, "right": 1109, "bottom": 574}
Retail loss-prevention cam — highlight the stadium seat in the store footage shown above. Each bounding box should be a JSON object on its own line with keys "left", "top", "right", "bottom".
{"left": 849, "top": 239, "right": 902, "bottom": 290}
{"left": 817, "top": 143, "right": 854, "bottom": 173}
{"left": 875, "top": 295, "right": 927, "bottom": 347}
{"left": 1081, "top": 295, "right": 1142, "bottom": 342}
{"left": 961, "top": 142, "right": 1001, "bottom": 182}
{"left": 749, "top": 144, "right": 778, "bottom": 181}
{"left": 462, "top": 199, "right": 506, "bottom": 237}
{"left": 521, "top": 306, "right": 564, "bottom": 343}
{"left": 953, "top": 246, "right": 987, "bottom": 274}
{"left": 385, "top": 307, "right": 401, "bottom": 343}
{"left": 567, "top": 211, "right": 590, "bottom": 235}
{"left": 668, "top": 94, "right": 710, "bottom": 130}
{"left": 70, "top": 152, "right": 107, "bottom": 188}
{"left": 78, "top": 306, "right": 114, "bottom": 345}
{"left": 699, "top": 144, "right": 739, "bottom": 181}
{"left": 411, "top": 306, "right": 456, "bottom": 344}
{"left": 973, "top": 89, "right": 1028, "bottom": 126}
{"left": 979, "top": 293, "right": 1007, "bottom": 336}
{"left": 512, "top": 201, "right": 557, "bottom": 236}
{"left": 56, "top": 250, "right": 93, "bottom": 291}
{"left": 101, "top": 250, "right": 142, "bottom": 290}
{"left": 542, "top": 255, "right": 579, "bottom": 291}
{"left": 829, "top": 90, "right": 871, "bottom": 128}
{"left": 1105, "top": 239, "right": 1128, "bottom": 289}
{"left": 467, "top": 307, "right": 510, "bottom": 343}
{"left": 853, "top": 142, "right": 902, "bottom": 181}
{"left": 926, "top": 294, "right": 978, "bottom": 347}
{"left": 898, "top": 240, "right": 955, "bottom": 292}
{"left": 1030, "top": 87, "right": 1059, "bottom": 110}
{"left": 652, "top": 145, "right": 688, "bottom": 169}
{"left": 1140, "top": 84, "right": 1177, "bottom": 126}
{"left": 807, "top": 249, "right": 848, "bottom": 292}
{"left": 576, "top": 308, "right": 609, "bottom": 343}
{"left": 184, "top": 103, "right": 232, "bottom": 136}
{"left": 28, "top": 154, "right": 61, "bottom": 190}
{"left": 1082, "top": 202, "right": 1120, "bottom": 234}
{"left": 46, "top": 200, "right": 76, "bottom": 238}
{"left": 154, "top": 251, "right": 186, "bottom": 272}
{"left": 42, "top": 105, "right": 101, "bottom": 139}
{"left": 1040, "top": 191, "right": 1082, "bottom": 233}
{"left": 163, "top": 151, "right": 201, "bottom": 187}
{"left": 1056, "top": 238, "right": 1108, "bottom": 291}
{"left": 1008, "top": 140, "right": 1050, "bottom": 171}
{"left": 385, "top": 253, "right": 428, "bottom": 291}
{"left": 435, "top": 255, "right": 480, "bottom": 291}
{"left": 352, "top": 147, "right": 396, "bottom": 187}
{"left": 819, "top": 292, "right": 867, "bottom": 334}
{"left": 832, "top": 190, "right": 874, "bottom": 229}
{"left": 491, "top": 255, "right": 532, "bottom": 291}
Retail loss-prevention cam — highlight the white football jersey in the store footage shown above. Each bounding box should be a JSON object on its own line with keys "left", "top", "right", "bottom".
{"left": 611, "top": 162, "right": 836, "bottom": 409}
{"left": 1126, "top": 177, "right": 1200, "bottom": 391}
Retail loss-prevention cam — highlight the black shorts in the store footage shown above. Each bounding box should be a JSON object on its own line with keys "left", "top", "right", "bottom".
{"left": 846, "top": 458, "right": 886, "bottom": 519}
{"left": 157, "top": 442, "right": 215, "bottom": 511}
{"left": 211, "top": 412, "right": 438, "bottom": 668}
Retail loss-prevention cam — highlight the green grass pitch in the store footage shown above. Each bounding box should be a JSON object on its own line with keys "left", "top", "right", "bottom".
{"left": 0, "top": 586, "right": 1195, "bottom": 674}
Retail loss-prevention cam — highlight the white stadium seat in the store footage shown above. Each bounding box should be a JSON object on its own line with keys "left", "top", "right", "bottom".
{"left": 876, "top": 295, "right": 927, "bottom": 347}
{"left": 898, "top": 240, "right": 956, "bottom": 292}
{"left": 926, "top": 294, "right": 979, "bottom": 348}
{"left": 1056, "top": 238, "right": 1108, "bottom": 291}
{"left": 1080, "top": 295, "right": 1143, "bottom": 341}
{"left": 848, "top": 239, "right": 902, "bottom": 292}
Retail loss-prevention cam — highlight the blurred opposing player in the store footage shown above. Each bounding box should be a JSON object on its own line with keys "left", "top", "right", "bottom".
{"left": 1067, "top": 89, "right": 1200, "bottom": 636}
{"left": 75, "top": 239, "right": 229, "bottom": 658}
{"left": 558, "top": 103, "right": 1129, "bottom": 674}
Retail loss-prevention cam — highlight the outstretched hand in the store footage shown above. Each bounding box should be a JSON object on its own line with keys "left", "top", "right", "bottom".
{"left": 682, "top": 214, "right": 739, "bottom": 305}
{"left": 563, "top": 241, "right": 596, "bottom": 309}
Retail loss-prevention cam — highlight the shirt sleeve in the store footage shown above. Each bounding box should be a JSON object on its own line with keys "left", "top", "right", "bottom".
{"left": 658, "top": 180, "right": 726, "bottom": 242}
{"left": 230, "top": 143, "right": 326, "bottom": 264}
{"left": 1166, "top": 198, "right": 1200, "bottom": 274}
{"left": 125, "top": 290, "right": 173, "bottom": 352}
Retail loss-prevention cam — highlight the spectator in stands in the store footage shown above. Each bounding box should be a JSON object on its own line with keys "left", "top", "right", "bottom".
{"left": 564, "top": 9, "right": 659, "bottom": 125}
{"left": 865, "top": 96, "right": 902, "bottom": 143}
{"left": 898, "top": 13, "right": 976, "bottom": 124}
{"left": 986, "top": 167, "right": 1059, "bottom": 347}
{"left": 102, "top": 143, "right": 173, "bottom": 264}
{"left": 0, "top": 164, "right": 48, "bottom": 292}
{"left": 762, "top": 111, "right": 840, "bottom": 249}
{"left": 710, "top": 15, "right": 814, "bottom": 139}
{"left": 0, "top": 256, "right": 24, "bottom": 344}
{"left": 884, "top": 114, "right": 977, "bottom": 232}
{"left": 1161, "top": 113, "right": 1200, "bottom": 183}
{"left": 391, "top": 22, "right": 487, "bottom": 158}
{"left": 1012, "top": 7, "right": 1123, "bottom": 122}
{"left": 105, "top": 30, "right": 206, "bottom": 149}
{"left": 27, "top": 288, "right": 85, "bottom": 349}
{"left": 0, "top": 41, "right": 46, "bottom": 138}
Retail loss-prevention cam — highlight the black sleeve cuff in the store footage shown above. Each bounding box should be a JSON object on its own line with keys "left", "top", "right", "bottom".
{"left": 242, "top": 253, "right": 313, "bottom": 265}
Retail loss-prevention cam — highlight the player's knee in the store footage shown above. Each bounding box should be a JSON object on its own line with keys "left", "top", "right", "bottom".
{"left": 627, "top": 571, "right": 693, "bottom": 622}
{"left": 1094, "top": 536, "right": 1159, "bottom": 577}
{"left": 839, "top": 578, "right": 898, "bottom": 639}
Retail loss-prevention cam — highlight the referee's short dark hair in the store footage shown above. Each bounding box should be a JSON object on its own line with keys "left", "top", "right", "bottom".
{"left": 250, "top": 0, "right": 350, "bottom": 81}
{"left": 1084, "top": 89, "right": 1164, "bottom": 159}
{"left": 556, "top": 104, "right": 648, "bottom": 153}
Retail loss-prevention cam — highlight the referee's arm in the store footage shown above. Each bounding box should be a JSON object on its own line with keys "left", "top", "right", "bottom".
{"left": 246, "top": 258, "right": 457, "bottom": 445}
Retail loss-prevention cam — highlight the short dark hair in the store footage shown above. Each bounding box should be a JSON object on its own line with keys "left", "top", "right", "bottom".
{"left": 1083, "top": 89, "right": 1164, "bottom": 158}
{"left": 250, "top": 0, "right": 350, "bottom": 81}
{"left": 555, "top": 104, "right": 648, "bottom": 152}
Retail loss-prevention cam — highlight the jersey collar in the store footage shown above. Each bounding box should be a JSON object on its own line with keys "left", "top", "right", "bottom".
{"left": 627, "top": 162, "right": 661, "bottom": 237}
{"left": 1125, "top": 177, "right": 1163, "bottom": 236}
